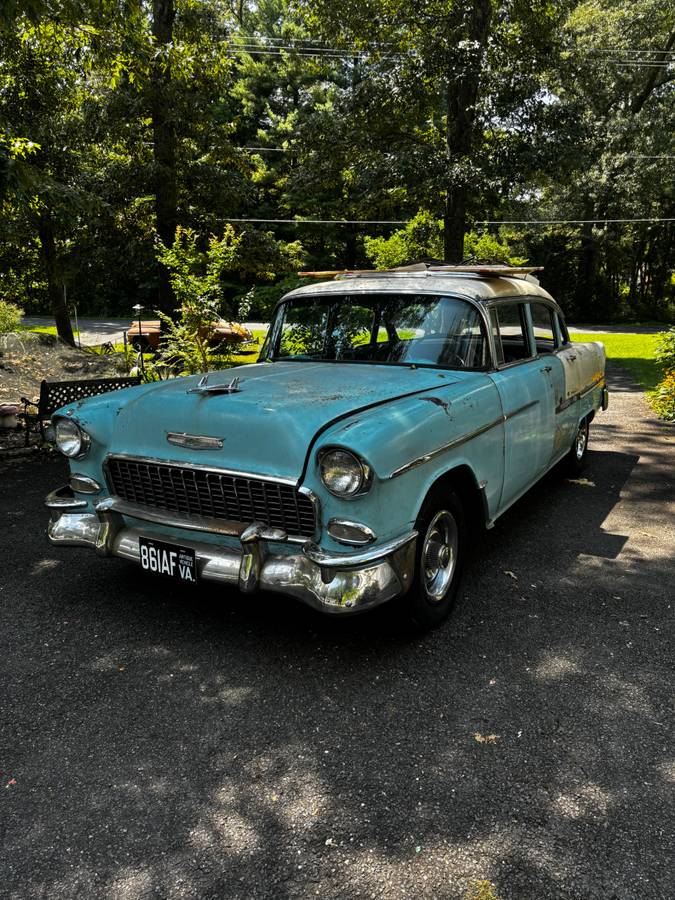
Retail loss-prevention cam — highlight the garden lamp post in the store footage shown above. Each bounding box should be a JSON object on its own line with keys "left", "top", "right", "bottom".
{"left": 132, "top": 304, "right": 145, "bottom": 375}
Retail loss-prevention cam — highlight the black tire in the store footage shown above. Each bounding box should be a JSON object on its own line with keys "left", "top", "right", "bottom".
{"left": 401, "top": 487, "right": 466, "bottom": 630}
{"left": 565, "top": 417, "right": 590, "bottom": 475}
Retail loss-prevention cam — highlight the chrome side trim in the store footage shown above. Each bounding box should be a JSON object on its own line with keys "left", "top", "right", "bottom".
{"left": 388, "top": 400, "right": 538, "bottom": 479}
{"left": 303, "top": 531, "right": 417, "bottom": 567}
{"left": 388, "top": 418, "right": 503, "bottom": 479}
{"left": 555, "top": 376, "right": 604, "bottom": 414}
{"left": 166, "top": 432, "right": 224, "bottom": 450}
{"left": 103, "top": 452, "right": 299, "bottom": 487}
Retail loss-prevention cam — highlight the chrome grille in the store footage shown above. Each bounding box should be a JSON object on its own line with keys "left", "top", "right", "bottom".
{"left": 105, "top": 456, "right": 317, "bottom": 538}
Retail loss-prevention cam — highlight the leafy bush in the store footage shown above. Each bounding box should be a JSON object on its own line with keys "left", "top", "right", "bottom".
{"left": 155, "top": 227, "right": 239, "bottom": 374}
{"left": 364, "top": 210, "right": 527, "bottom": 269}
{"left": 0, "top": 299, "right": 23, "bottom": 332}
{"left": 650, "top": 371, "right": 675, "bottom": 421}
{"left": 651, "top": 327, "right": 675, "bottom": 420}
{"left": 654, "top": 326, "right": 675, "bottom": 374}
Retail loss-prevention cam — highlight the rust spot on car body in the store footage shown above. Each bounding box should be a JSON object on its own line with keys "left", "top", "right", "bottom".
{"left": 419, "top": 396, "right": 452, "bottom": 416}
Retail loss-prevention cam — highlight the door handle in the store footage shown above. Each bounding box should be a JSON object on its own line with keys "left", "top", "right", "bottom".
{"left": 568, "top": 354, "right": 577, "bottom": 361}
{"left": 540, "top": 365, "right": 552, "bottom": 373}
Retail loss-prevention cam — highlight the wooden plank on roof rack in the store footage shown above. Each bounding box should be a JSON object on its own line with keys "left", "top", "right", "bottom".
{"left": 299, "top": 270, "right": 352, "bottom": 277}
{"left": 427, "top": 265, "right": 543, "bottom": 276}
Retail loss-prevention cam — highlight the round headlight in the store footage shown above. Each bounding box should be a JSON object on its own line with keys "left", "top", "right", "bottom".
{"left": 319, "top": 449, "right": 370, "bottom": 497}
{"left": 55, "top": 419, "right": 89, "bottom": 458}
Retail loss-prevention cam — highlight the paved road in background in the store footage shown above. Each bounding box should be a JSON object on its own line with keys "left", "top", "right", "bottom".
{"left": 0, "top": 365, "right": 673, "bottom": 899}
{"left": 21, "top": 317, "right": 269, "bottom": 347}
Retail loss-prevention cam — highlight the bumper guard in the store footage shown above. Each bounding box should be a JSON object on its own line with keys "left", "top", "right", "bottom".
{"left": 45, "top": 487, "right": 416, "bottom": 614}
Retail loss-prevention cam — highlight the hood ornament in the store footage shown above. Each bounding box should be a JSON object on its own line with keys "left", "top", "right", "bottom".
{"left": 187, "top": 374, "right": 241, "bottom": 395}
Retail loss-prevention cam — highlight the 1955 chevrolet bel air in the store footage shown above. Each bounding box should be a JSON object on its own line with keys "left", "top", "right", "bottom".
{"left": 46, "top": 264, "right": 608, "bottom": 628}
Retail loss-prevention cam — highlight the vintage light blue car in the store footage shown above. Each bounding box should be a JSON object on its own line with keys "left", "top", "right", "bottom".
{"left": 46, "top": 264, "right": 608, "bottom": 628}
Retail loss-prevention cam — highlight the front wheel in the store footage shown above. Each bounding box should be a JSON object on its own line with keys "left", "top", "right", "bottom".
{"left": 565, "top": 417, "right": 590, "bottom": 475}
{"left": 401, "top": 489, "right": 466, "bottom": 630}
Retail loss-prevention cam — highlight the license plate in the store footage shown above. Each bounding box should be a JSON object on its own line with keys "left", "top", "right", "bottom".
{"left": 139, "top": 536, "right": 197, "bottom": 584}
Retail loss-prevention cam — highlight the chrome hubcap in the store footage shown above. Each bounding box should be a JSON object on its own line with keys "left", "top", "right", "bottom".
{"left": 575, "top": 422, "right": 588, "bottom": 460}
{"left": 421, "top": 510, "right": 458, "bottom": 603}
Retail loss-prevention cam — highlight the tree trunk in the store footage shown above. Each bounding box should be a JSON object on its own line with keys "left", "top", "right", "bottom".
{"left": 443, "top": 0, "right": 491, "bottom": 263}
{"left": 152, "top": 0, "right": 177, "bottom": 313}
{"left": 37, "top": 208, "right": 74, "bottom": 346}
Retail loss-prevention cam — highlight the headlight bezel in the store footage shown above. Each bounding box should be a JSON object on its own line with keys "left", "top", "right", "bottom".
{"left": 55, "top": 418, "right": 90, "bottom": 459}
{"left": 317, "top": 447, "right": 372, "bottom": 499}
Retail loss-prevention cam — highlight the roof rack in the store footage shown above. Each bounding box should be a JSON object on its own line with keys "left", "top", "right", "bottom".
{"left": 299, "top": 263, "right": 543, "bottom": 279}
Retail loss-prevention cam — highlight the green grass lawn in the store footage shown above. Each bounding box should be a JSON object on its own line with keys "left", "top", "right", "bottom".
{"left": 17, "top": 324, "right": 80, "bottom": 338}
{"left": 571, "top": 332, "right": 662, "bottom": 392}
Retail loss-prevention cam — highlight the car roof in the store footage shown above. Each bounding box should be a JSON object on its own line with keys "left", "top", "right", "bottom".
{"left": 284, "top": 271, "right": 555, "bottom": 304}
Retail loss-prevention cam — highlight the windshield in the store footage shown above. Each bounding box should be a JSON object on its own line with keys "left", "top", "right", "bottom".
{"left": 264, "top": 294, "right": 487, "bottom": 369}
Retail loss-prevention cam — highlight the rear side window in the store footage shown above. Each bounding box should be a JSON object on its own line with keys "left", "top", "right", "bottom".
{"left": 530, "top": 303, "right": 559, "bottom": 354}
{"left": 491, "top": 303, "right": 532, "bottom": 365}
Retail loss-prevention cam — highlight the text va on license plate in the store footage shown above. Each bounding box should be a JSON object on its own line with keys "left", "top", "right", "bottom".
{"left": 139, "top": 536, "right": 198, "bottom": 583}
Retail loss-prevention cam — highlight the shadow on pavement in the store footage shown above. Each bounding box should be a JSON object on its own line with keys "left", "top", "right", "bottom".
{"left": 0, "top": 434, "right": 672, "bottom": 898}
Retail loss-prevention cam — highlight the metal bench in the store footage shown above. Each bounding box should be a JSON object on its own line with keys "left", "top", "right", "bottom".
{"left": 20, "top": 376, "right": 141, "bottom": 446}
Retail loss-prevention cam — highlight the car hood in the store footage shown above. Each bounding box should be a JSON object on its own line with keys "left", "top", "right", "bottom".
{"left": 105, "top": 362, "right": 463, "bottom": 482}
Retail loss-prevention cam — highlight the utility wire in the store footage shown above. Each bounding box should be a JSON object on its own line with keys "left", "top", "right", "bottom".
{"left": 227, "top": 42, "right": 672, "bottom": 67}
{"left": 223, "top": 216, "right": 675, "bottom": 226}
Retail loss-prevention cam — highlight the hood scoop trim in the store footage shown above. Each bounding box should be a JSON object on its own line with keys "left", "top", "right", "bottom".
{"left": 187, "top": 374, "right": 241, "bottom": 395}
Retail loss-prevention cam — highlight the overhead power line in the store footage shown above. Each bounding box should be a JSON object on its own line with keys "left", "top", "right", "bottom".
{"left": 223, "top": 216, "right": 675, "bottom": 226}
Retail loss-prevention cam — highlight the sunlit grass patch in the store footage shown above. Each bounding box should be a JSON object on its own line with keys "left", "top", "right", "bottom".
{"left": 571, "top": 332, "right": 661, "bottom": 393}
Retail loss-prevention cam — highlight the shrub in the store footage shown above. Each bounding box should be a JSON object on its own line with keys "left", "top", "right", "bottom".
{"left": 650, "top": 371, "right": 675, "bottom": 421}
{"left": 654, "top": 326, "right": 675, "bottom": 375}
{"left": 155, "top": 227, "right": 239, "bottom": 374}
{"left": 0, "top": 299, "right": 23, "bottom": 332}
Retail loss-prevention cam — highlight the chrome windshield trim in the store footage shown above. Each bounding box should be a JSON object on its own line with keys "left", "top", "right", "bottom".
{"left": 94, "top": 497, "right": 310, "bottom": 543}
{"left": 303, "top": 530, "right": 417, "bottom": 568}
{"left": 103, "top": 453, "right": 299, "bottom": 487}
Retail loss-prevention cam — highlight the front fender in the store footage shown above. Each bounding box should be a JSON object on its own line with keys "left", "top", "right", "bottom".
{"left": 304, "top": 374, "right": 504, "bottom": 549}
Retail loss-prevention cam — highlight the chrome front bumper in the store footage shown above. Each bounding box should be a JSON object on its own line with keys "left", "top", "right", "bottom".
{"left": 45, "top": 487, "right": 416, "bottom": 614}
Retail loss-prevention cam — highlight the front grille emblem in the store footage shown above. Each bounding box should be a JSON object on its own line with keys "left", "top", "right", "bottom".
{"left": 166, "top": 432, "right": 224, "bottom": 450}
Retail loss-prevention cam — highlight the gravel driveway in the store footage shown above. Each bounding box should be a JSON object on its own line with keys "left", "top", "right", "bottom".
{"left": 0, "top": 365, "right": 672, "bottom": 900}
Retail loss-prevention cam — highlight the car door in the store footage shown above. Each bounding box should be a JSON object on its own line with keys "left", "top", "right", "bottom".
{"left": 488, "top": 301, "right": 555, "bottom": 511}
{"left": 528, "top": 301, "right": 577, "bottom": 465}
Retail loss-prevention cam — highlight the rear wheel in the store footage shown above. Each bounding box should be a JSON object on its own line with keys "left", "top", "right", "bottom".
{"left": 565, "top": 417, "right": 589, "bottom": 475}
{"left": 401, "top": 488, "right": 466, "bottom": 630}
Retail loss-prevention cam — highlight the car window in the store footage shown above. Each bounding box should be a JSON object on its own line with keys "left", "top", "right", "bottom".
{"left": 271, "top": 295, "right": 486, "bottom": 369}
{"left": 492, "top": 303, "right": 531, "bottom": 365}
{"left": 530, "top": 303, "right": 559, "bottom": 354}
{"left": 556, "top": 311, "right": 570, "bottom": 345}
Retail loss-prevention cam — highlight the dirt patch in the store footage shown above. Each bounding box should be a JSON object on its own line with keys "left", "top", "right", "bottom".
{"left": 0, "top": 332, "right": 126, "bottom": 406}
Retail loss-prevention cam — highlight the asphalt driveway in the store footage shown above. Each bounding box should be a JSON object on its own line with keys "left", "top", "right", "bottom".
{"left": 0, "top": 365, "right": 673, "bottom": 900}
